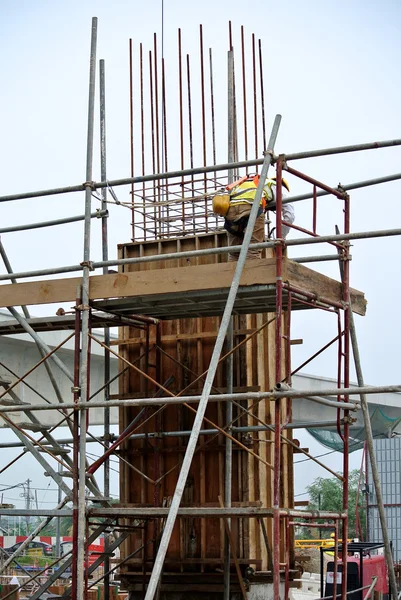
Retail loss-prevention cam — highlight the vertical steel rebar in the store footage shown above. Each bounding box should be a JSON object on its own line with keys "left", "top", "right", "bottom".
{"left": 77, "top": 16, "right": 98, "bottom": 600}
{"left": 209, "top": 47, "right": 218, "bottom": 228}
{"left": 241, "top": 26, "right": 248, "bottom": 169}
{"left": 154, "top": 34, "right": 162, "bottom": 238}
{"left": 178, "top": 30, "right": 185, "bottom": 226}
{"left": 228, "top": 51, "right": 235, "bottom": 184}
{"left": 100, "top": 57, "right": 111, "bottom": 600}
{"left": 144, "top": 115, "right": 281, "bottom": 600}
{"left": 258, "top": 39, "right": 266, "bottom": 153}
{"left": 186, "top": 53, "right": 195, "bottom": 233}
{"left": 199, "top": 24, "right": 208, "bottom": 231}
{"left": 129, "top": 39, "right": 135, "bottom": 240}
{"left": 140, "top": 43, "right": 146, "bottom": 240}
{"left": 209, "top": 48, "right": 216, "bottom": 174}
{"left": 252, "top": 34, "right": 258, "bottom": 168}
{"left": 149, "top": 50, "right": 156, "bottom": 238}
{"left": 161, "top": 57, "right": 169, "bottom": 236}
{"left": 154, "top": 33, "right": 160, "bottom": 176}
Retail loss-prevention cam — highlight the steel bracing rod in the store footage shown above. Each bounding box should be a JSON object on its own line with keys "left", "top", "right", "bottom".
{"left": 7, "top": 307, "right": 74, "bottom": 381}
{"left": 28, "top": 522, "right": 114, "bottom": 600}
{"left": 60, "top": 531, "right": 130, "bottom": 600}
{"left": 87, "top": 542, "right": 149, "bottom": 589}
{"left": 0, "top": 317, "right": 82, "bottom": 488}
{"left": 229, "top": 398, "right": 344, "bottom": 481}
{"left": 1, "top": 226, "right": 401, "bottom": 281}
{"left": 0, "top": 333, "right": 74, "bottom": 405}
{"left": 0, "top": 137, "right": 400, "bottom": 203}
{"left": 144, "top": 116, "right": 282, "bottom": 600}
{"left": 0, "top": 210, "right": 107, "bottom": 234}
{"left": 2, "top": 417, "right": 72, "bottom": 496}
{"left": 346, "top": 290, "right": 398, "bottom": 597}
{"left": 0, "top": 497, "right": 69, "bottom": 573}
{"left": 0, "top": 551, "right": 71, "bottom": 600}
{"left": 319, "top": 580, "right": 378, "bottom": 600}
{"left": 76, "top": 16, "right": 97, "bottom": 600}
{"left": 0, "top": 239, "right": 75, "bottom": 415}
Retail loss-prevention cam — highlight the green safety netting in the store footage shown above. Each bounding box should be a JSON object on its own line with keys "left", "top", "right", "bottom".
{"left": 307, "top": 406, "right": 401, "bottom": 453}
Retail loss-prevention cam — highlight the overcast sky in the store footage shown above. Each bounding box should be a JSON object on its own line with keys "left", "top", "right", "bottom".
{"left": 0, "top": 0, "right": 400, "bottom": 511}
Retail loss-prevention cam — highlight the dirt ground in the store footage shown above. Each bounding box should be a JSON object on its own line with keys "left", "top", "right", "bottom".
{"left": 295, "top": 547, "right": 331, "bottom": 575}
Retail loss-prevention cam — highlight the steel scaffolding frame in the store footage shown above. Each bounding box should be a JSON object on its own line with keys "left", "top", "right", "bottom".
{"left": 0, "top": 15, "right": 400, "bottom": 600}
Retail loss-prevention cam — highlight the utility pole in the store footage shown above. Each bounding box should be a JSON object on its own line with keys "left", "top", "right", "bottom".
{"left": 20, "top": 479, "right": 34, "bottom": 534}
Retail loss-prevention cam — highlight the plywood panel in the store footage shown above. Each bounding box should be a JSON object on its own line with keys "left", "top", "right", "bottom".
{"left": 118, "top": 232, "right": 294, "bottom": 581}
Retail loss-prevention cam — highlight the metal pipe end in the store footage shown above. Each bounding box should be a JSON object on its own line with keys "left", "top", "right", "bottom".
{"left": 275, "top": 382, "right": 291, "bottom": 392}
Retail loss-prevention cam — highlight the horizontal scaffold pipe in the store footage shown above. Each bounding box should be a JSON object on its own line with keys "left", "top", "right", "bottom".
{"left": 89, "top": 507, "right": 347, "bottom": 519}
{"left": 2, "top": 382, "right": 399, "bottom": 412}
{"left": 286, "top": 172, "right": 401, "bottom": 205}
{"left": 0, "top": 420, "right": 351, "bottom": 449}
{"left": 0, "top": 507, "right": 347, "bottom": 519}
{"left": 283, "top": 139, "right": 401, "bottom": 161}
{"left": 0, "top": 138, "right": 400, "bottom": 203}
{"left": 0, "top": 227, "right": 401, "bottom": 282}
{"left": 0, "top": 210, "right": 108, "bottom": 234}
{"left": 0, "top": 509, "right": 72, "bottom": 517}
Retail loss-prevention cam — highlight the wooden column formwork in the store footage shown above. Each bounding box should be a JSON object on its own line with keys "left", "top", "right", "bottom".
{"left": 117, "top": 232, "right": 293, "bottom": 592}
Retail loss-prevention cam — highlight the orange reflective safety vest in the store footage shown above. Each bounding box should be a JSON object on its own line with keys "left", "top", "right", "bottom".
{"left": 227, "top": 175, "right": 276, "bottom": 210}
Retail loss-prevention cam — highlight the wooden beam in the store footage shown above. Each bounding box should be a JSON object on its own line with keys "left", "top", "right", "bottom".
{"left": 286, "top": 260, "right": 367, "bottom": 316}
{"left": 0, "top": 258, "right": 366, "bottom": 315}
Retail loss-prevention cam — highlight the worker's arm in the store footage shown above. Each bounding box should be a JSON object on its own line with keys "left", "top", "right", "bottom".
{"left": 281, "top": 189, "right": 295, "bottom": 238}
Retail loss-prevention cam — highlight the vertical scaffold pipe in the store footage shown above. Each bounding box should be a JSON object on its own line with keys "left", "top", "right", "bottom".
{"left": 224, "top": 322, "right": 234, "bottom": 599}
{"left": 224, "top": 49, "right": 235, "bottom": 600}
{"left": 337, "top": 229, "right": 398, "bottom": 599}
{"left": 144, "top": 115, "right": 282, "bottom": 600}
{"left": 274, "top": 158, "right": 284, "bottom": 599}
{"left": 100, "top": 57, "right": 111, "bottom": 600}
{"left": 341, "top": 196, "right": 350, "bottom": 600}
{"left": 77, "top": 16, "right": 97, "bottom": 600}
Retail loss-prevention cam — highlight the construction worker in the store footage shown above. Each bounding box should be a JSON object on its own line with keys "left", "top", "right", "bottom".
{"left": 223, "top": 174, "right": 295, "bottom": 261}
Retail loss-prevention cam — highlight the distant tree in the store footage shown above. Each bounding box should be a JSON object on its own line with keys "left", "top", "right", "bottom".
{"left": 297, "top": 469, "right": 366, "bottom": 540}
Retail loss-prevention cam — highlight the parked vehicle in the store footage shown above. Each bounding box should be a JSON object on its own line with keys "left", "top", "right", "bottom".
{"left": 3, "top": 540, "right": 53, "bottom": 557}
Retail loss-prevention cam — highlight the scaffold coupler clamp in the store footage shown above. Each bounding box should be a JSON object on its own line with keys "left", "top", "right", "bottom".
{"left": 275, "top": 382, "right": 291, "bottom": 393}
{"left": 263, "top": 148, "right": 276, "bottom": 164}
{"left": 336, "top": 182, "right": 349, "bottom": 200}
{"left": 343, "top": 415, "right": 357, "bottom": 424}
{"left": 80, "top": 260, "right": 95, "bottom": 271}
{"left": 83, "top": 180, "right": 96, "bottom": 190}
{"left": 277, "top": 153, "right": 288, "bottom": 171}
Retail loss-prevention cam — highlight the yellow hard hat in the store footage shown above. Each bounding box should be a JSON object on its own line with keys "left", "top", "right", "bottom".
{"left": 212, "top": 193, "right": 230, "bottom": 217}
{"left": 271, "top": 177, "right": 290, "bottom": 193}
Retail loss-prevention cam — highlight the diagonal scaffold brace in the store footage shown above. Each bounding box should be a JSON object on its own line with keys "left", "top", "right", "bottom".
{"left": 144, "top": 114, "right": 282, "bottom": 600}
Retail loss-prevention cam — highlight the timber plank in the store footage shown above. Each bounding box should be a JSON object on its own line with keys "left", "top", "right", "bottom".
{"left": 0, "top": 258, "right": 366, "bottom": 316}
{"left": 286, "top": 260, "right": 367, "bottom": 316}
